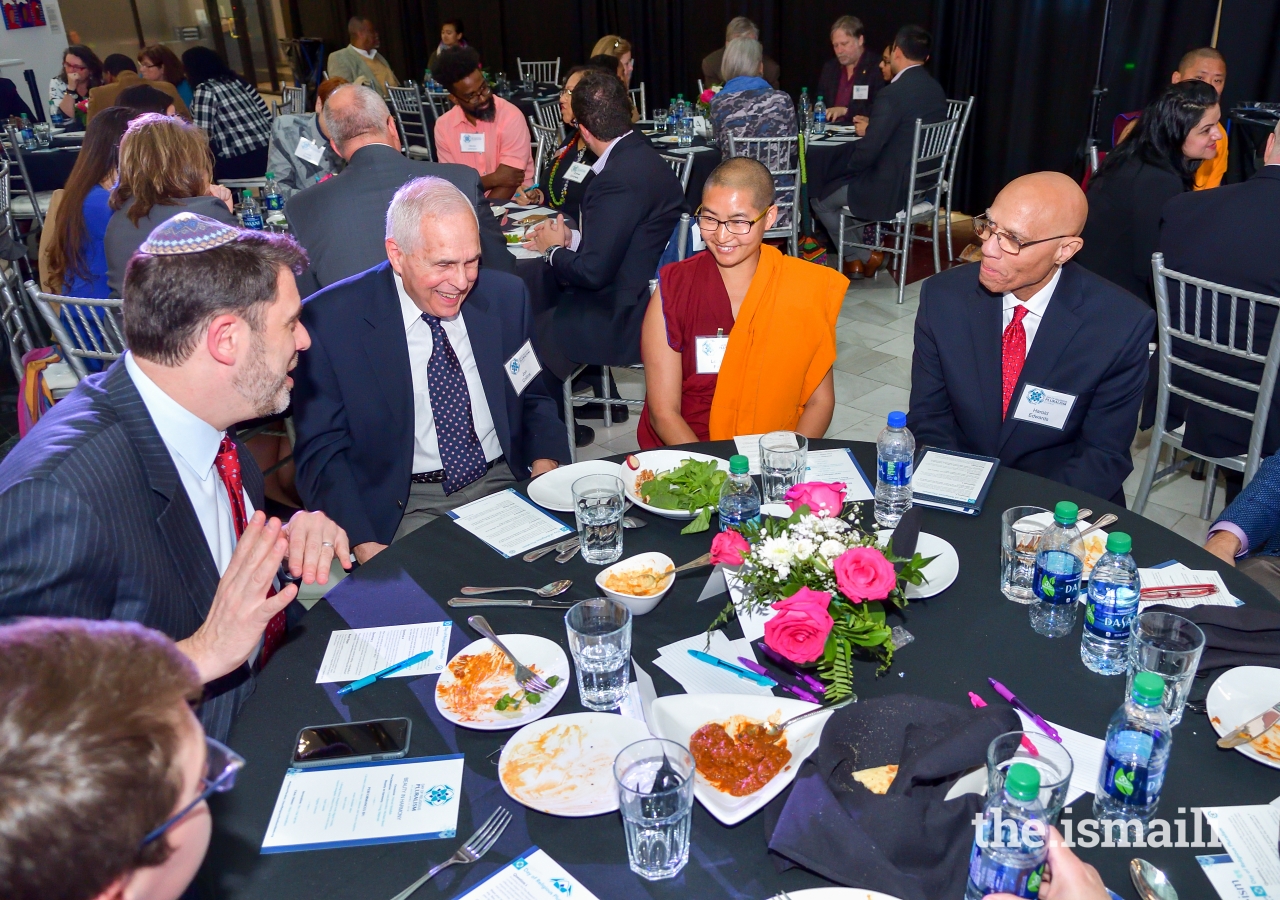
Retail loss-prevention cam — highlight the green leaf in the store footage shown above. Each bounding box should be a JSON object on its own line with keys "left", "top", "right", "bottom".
{"left": 494, "top": 694, "right": 512, "bottom": 711}
{"left": 545, "top": 675, "right": 561, "bottom": 688}
{"left": 640, "top": 459, "right": 728, "bottom": 515}
{"left": 681, "top": 505, "right": 713, "bottom": 534}
{"left": 525, "top": 691, "right": 542, "bottom": 704}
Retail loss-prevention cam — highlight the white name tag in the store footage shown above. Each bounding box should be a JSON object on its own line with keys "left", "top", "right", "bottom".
{"left": 565, "top": 161, "right": 591, "bottom": 183}
{"left": 695, "top": 335, "right": 730, "bottom": 375}
{"left": 1011, "top": 384, "right": 1078, "bottom": 430}
{"left": 693, "top": 115, "right": 709, "bottom": 137}
{"left": 295, "top": 135, "right": 325, "bottom": 165}
{"left": 504, "top": 339, "right": 543, "bottom": 395}
{"left": 460, "top": 132, "right": 486, "bottom": 153}
{"left": 853, "top": 85, "right": 869, "bottom": 101}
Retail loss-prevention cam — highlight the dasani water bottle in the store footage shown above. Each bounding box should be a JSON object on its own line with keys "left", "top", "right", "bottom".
{"left": 874, "top": 411, "right": 914, "bottom": 528}
{"left": 812, "top": 95, "right": 827, "bottom": 136}
{"left": 1030, "top": 501, "right": 1084, "bottom": 638}
{"left": 263, "top": 172, "right": 284, "bottom": 212}
{"left": 718, "top": 454, "right": 760, "bottom": 532}
{"left": 239, "top": 190, "right": 263, "bottom": 230}
{"left": 1081, "top": 532, "right": 1139, "bottom": 674}
{"left": 1093, "top": 671, "right": 1171, "bottom": 824}
{"left": 965, "top": 762, "right": 1048, "bottom": 899}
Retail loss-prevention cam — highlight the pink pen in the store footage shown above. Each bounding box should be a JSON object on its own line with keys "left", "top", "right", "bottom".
{"left": 970, "top": 691, "right": 1040, "bottom": 756}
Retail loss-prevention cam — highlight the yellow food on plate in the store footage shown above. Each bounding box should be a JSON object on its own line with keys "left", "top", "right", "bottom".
{"left": 852, "top": 764, "right": 899, "bottom": 794}
{"left": 1080, "top": 532, "right": 1107, "bottom": 577}
{"left": 604, "top": 565, "right": 674, "bottom": 597}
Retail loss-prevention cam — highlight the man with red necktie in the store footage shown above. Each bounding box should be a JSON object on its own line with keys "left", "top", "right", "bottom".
{"left": 0, "top": 213, "right": 350, "bottom": 740}
{"left": 907, "top": 172, "right": 1154, "bottom": 505}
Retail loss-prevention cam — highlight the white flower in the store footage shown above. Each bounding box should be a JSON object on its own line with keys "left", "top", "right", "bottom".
{"left": 814, "top": 517, "right": 850, "bottom": 536}
{"left": 759, "top": 536, "right": 795, "bottom": 569}
{"left": 792, "top": 538, "right": 815, "bottom": 561}
{"left": 819, "top": 539, "right": 845, "bottom": 559}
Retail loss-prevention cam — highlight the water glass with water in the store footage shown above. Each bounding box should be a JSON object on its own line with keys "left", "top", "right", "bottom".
{"left": 565, "top": 597, "right": 631, "bottom": 711}
{"left": 1001, "top": 506, "right": 1048, "bottom": 603}
{"left": 986, "top": 731, "right": 1074, "bottom": 825}
{"left": 33, "top": 123, "right": 51, "bottom": 147}
{"left": 1127, "top": 612, "right": 1205, "bottom": 726}
{"left": 677, "top": 116, "right": 693, "bottom": 148}
{"left": 652, "top": 108, "right": 667, "bottom": 134}
{"left": 614, "top": 738, "right": 694, "bottom": 880}
{"left": 572, "top": 474, "right": 624, "bottom": 565}
{"left": 759, "top": 431, "right": 808, "bottom": 503}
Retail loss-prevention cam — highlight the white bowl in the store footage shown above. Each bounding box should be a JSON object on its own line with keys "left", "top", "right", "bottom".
{"left": 594, "top": 551, "right": 675, "bottom": 615}
{"left": 621, "top": 449, "right": 730, "bottom": 519}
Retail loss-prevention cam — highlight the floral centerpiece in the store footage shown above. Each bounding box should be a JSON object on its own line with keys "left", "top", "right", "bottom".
{"left": 697, "top": 85, "right": 721, "bottom": 116}
{"left": 707, "top": 481, "right": 934, "bottom": 701}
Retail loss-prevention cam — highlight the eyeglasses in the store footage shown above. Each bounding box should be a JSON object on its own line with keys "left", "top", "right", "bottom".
{"left": 64, "top": 61, "right": 88, "bottom": 72}
{"left": 972, "top": 213, "right": 1071, "bottom": 255}
{"left": 559, "top": 88, "right": 573, "bottom": 98}
{"left": 455, "top": 81, "right": 492, "bottom": 104}
{"left": 694, "top": 207, "right": 770, "bottom": 235}
{"left": 141, "top": 736, "right": 244, "bottom": 846}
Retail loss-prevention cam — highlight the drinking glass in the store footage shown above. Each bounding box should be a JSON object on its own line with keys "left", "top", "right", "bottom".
{"left": 572, "top": 474, "right": 624, "bottom": 565}
{"left": 986, "top": 731, "right": 1074, "bottom": 824}
{"left": 614, "top": 738, "right": 694, "bottom": 880}
{"left": 759, "top": 431, "right": 808, "bottom": 503}
{"left": 677, "top": 116, "right": 693, "bottom": 148}
{"left": 565, "top": 597, "right": 631, "bottom": 711}
{"left": 1001, "top": 506, "right": 1049, "bottom": 604}
{"left": 33, "top": 123, "right": 51, "bottom": 147}
{"left": 652, "top": 108, "right": 667, "bottom": 133}
{"left": 1127, "top": 612, "right": 1205, "bottom": 726}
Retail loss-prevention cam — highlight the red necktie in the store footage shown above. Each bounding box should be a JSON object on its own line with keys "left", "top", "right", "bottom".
{"left": 1002, "top": 305, "right": 1030, "bottom": 419}
{"left": 214, "top": 435, "right": 286, "bottom": 667}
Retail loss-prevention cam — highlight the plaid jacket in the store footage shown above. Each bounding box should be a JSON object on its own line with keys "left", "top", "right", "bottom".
{"left": 191, "top": 77, "right": 271, "bottom": 159}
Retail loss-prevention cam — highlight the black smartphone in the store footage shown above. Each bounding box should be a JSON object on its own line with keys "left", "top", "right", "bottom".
{"left": 290, "top": 717, "right": 412, "bottom": 768}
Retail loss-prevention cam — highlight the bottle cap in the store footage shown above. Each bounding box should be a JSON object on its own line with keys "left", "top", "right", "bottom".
{"left": 242, "top": 189, "right": 252, "bottom": 198}
{"left": 1105, "top": 532, "right": 1132, "bottom": 554}
{"left": 266, "top": 171, "right": 275, "bottom": 179}
{"left": 1132, "top": 671, "right": 1165, "bottom": 707}
{"left": 729, "top": 454, "right": 749, "bottom": 475}
{"left": 887, "top": 411, "right": 907, "bottom": 428}
{"left": 1053, "top": 501, "right": 1079, "bottom": 525}
{"left": 1004, "top": 762, "right": 1041, "bottom": 802}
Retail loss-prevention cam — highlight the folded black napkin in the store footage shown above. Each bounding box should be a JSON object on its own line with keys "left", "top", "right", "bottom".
{"left": 890, "top": 506, "right": 924, "bottom": 572}
{"left": 764, "top": 694, "right": 1019, "bottom": 900}
{"left": 1144, "top": 603, "right": 1280, "bottom": 672}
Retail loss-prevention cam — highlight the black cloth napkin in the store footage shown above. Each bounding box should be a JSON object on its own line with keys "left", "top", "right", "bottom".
{"left": 764, "top": 694, "right": 1019, "bottom": 900}
{"left": 1145, "top": 603, "right": 1280, "bottom": 672}
{"left": 890, "top": 506, "right": 924, "bottom": 572}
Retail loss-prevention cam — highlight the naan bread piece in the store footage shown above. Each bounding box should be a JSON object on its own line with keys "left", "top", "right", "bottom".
{"left": 852, "top": 764, "right": 898, "bottom": 794}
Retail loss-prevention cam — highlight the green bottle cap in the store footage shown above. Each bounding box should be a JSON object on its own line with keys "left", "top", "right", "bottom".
{"left": 729, "top": 454, "right": 749, "bottom": 475}
{"left": 1132, "top": 671, "right": 1165, "bottom": 707}
{"left": 266, "top": 171, "right": 275, "bottom": 179}
{"left": 1004, "top": 762, "right": 1041, "bottom": 802}
{"left": 1106, "top": 532, "right": 1132, "bottom": 554}
{"left": 242, "top": 189, "right": 252, "bottom": 198}
{"left": 1053, "top": 501, "right": 1079, "bottom": 525}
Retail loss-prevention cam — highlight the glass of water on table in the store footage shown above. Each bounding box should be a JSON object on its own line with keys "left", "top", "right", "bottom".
{"left": 572, "top": 473, "right": 624, "bottom": 564}
{"left": 1128, "top": 611, "right": 1205, "bottom": 725}
{"left": 1001, "top": 506, "right": 1048, "bottom": 603}
{"left": 614, "top": 738, "right": 694, "bottom": 880}
{"left": 565, "top": 597, "right": 631, "bottom": 711}
{"left": 759, "top": 431, "right": 808, "bottom": 503}
{"left": 652, "top": 107, "right": 667, "bottom": 133}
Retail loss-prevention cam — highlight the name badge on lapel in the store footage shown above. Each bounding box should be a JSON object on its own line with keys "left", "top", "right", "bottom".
{"left": 1011, "top": 384, "right": 1078, "bottom": 430}
{"left": 853, "top": 85, "right": 869, "bottom": 100}
{"left": 460, "top": 132, "right": 486, "bottom": 153}
{"left": 295, "top": 135, "right": 325, "bottom": 165}
{"left": 564, "top": 161, "right": 592, "bottom": 183}
{"left": 695, "top": 333, "right": 730, "bottom": 375}
{"left": 505, "top": 339, "right": 543, "bottom": 395}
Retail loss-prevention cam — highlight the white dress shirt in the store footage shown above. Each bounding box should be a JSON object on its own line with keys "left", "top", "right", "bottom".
{"left": 351, "top": 44, "right": 377, "bottom": 60}
{"left": 1002, "top": 265, "right": 1062, "bottom": 356}
{"left": 890, "top": 62, "right": 922, "bottom": 84}
{"left": 396, "top": 272, "right": 503, "bottom": 473}
{"left": 562, "top": 131, "right": 632, "bottom": 253}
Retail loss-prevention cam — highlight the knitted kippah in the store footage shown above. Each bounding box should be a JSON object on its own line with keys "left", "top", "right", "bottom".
{"left": 140, "top": 212, "right": 240, "bottom": 255}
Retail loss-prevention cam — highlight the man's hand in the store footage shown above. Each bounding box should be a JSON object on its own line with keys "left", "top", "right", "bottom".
{"left": 354, "top": 541, "right": 388, "bottom": 565}
{"left": 530, "top": 458, "right": 559, "bottom": 478}
{"left": 987, "top": 827, "right": 1109, "bottom": 900}
{"left": 524, "top": 214, "right": 571, "bottom": 254}
{"left": 826, "top": 105, "right": 848, "bottom": 121}
{"left": 852, "top": 114, "right": 870, "bottom": 136}
{"left": 1205, "top": 529, "right": 1240, "bottom": 567}
{"left": 177, "top": 512, "right": 295, "bottom": 683}
{"left": 513, "top": 186, "right": 545, "bottom": 206}
{"left": 283, "top": 510, "right": 351, "bottom": 584}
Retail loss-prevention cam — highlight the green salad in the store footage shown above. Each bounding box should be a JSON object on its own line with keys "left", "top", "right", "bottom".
{"left": 638, "top": 458, "right": 727, "bottom": 534}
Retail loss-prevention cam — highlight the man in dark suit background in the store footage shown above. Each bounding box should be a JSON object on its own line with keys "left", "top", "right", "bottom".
{"left": 909, "top": 172, "right": 1155, "bottom": 504}
{"left": 285, "top": 84, "right": 513, "bottom": 296}
{"left": 0, "top": 216, "right": 349, "bottom": 740}
{"left": 817, "top": 16, "right": 882, "bottom": 125}
{"left": 292, "top": 177, "right": 571, "bottom": 566}
{"left": 812, "top": 24, "right": 947, "bottom": 276}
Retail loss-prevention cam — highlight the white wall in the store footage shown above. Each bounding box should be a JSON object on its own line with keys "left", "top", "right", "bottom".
{"left": 0, "top": 0, "right": 69, "bottom": 117}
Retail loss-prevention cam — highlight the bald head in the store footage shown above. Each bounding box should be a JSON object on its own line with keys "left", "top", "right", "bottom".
{"left": 704, "top": 157, "right": 775, "bottom": 212}
{"left": 980, "top": 172, "right": 1087, "bottom": 299}
{"left": 322, "top": 83, "right": 397, "bottom": 157}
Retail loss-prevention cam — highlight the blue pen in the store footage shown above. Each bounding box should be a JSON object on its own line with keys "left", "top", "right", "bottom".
{"left": 337, "top": 650, "right": 433, "bottom": 696}
{"left": 687, "top": 649, "right": 777, "bottom": 687}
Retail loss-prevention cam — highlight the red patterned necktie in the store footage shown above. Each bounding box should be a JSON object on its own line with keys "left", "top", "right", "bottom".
{"left": 214, "top": 435, "right": 286, "bottom": 666}
{"left": 1001, "top": 305, "right": 1030, "bottom": 419}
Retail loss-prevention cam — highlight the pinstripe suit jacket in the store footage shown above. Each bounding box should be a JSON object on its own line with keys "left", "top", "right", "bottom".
{"left": 0, "top": 359, "right": 262, "bottom": 741}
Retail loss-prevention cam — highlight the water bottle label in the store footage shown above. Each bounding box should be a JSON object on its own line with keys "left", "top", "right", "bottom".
{"left": 1101, "top": 753, "right": 1152, "bottom": 806}
{"left": 1084, "top": 585, "right": 1138, "bottom": 639}
{"left": 877, "top": 459, "right": 912, "bottom": 486}
{"left": 242, "top": 213, "right": 263, "bottom": 230}
{"left": 265, "top": 194, "right": 284, "bottom": 211}
{"left": 968, "top": 845, "right": 1044, "bottom": 898}
{"left": 1032, "top": 563, "right": 1080, "bottom": 606}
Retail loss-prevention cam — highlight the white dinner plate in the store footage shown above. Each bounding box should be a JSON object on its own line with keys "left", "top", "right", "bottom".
{"left": 623, "top": 449, "right": 731, "bottom": 520}
{"left": 435, "top": 634, "right": 570, "bottom": 731}
{"left": 498, "top": 713, "right": 650, "bottom": 816}
{"left": 1018, "top": 512, "right": 1109, "bottom": 581}
{"left": 876, "top": 531, "right": 959, "bottom": 599}
{"left": 786, "top": 890, "right": 903, "bottom": 900}
{"left": 655, "top": 134, "right": 681, "bottom": 143}
{"left": 648, "top": 694, "right": 836, "bottom": 825}
{"left": 1207, "top": 665, "right": 1280, "bottom": 770}
{"left": 526, "top": 460, "right": 623, "bottom": 513}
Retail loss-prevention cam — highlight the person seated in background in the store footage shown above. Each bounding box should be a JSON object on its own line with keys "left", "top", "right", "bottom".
{"left": 431, "top": 46, "right": 534, "bottom": 201}
{"left": 284, "top": 84, "right": 512, "bottom": 295}
{"left": 591, "top": 35, "right": 635, "bottom": 87}
{"left": 702, "top": 17, "right": 780, "bottom": 88}
{"left": 87, "top": 52, "right": 190, "bottom": 122}
{"left": 51, "top": 44, "right": 104, "bottom": 127}
{"left": 709, "top": 37, "right": 797, "bottom": 155}
{"left": 104, "top": 114, "right": 237, "bottom": 296}
{"left": 0, "top": 77, "right": 34, "bottom": 120}
{"left": 327, "top": 16, "right": 399, "bottom": 97}
{"left": 139, "top": 43, "right": 194, "bottom": 107}
{"left": 1206, "top": 447, "right": 1280, "bottom": 599}
{"left": 266, "top": 75, "right": 348, "bottom": 199}
{"left": 291, "top": 178, "right": 569, "bottom": 563}
{"left": 183, "top": 46, "right": 273, "bottom": 180}
{"left": 818, "top": 16, "right": 882, "bottom": 125}
{"left": 878, "top": 44, "right": 892, "bottom": 82}
{"left": 639, "top": 158, "right": 844, "bottom": 448}
{"left": 117, "top": 83, "right": 178, "bottom": 116}
{"left": 428, "top": 18, "right": 467, "bottom": 72}
{"left": 908, "top": 172, "right": 1155, "bottom": 505}
{"left": 0, "top": 214, "right": 349, "bottom": 740}
{"left": 0, "top": 619, "right": 221, "bottom": 900}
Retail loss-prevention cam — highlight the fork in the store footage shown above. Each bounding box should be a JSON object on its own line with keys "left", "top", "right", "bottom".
{"left": 466, "top": 615, "right": 554, "bottom": 693}
{"left": 388, "top": 806, "right": 512, "bottom": 900}
{"left": 523, "top": 535, "right": 580, "bottom": 562}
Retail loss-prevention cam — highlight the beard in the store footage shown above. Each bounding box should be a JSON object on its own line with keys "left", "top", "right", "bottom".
{"left": 234, "top": 332, "right": 293, "bottom": 417}
{"left": 472, "top": 97, "right": 497, "bottom": 122}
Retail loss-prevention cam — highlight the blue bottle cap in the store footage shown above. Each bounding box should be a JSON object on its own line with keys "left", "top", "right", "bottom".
{"left": 887, "top": 411, "right": 907, "bottom": 428}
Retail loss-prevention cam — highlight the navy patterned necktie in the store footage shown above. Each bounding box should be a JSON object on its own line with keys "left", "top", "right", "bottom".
{"left": 422, "top": 313, "right": 489, "bottom": 494}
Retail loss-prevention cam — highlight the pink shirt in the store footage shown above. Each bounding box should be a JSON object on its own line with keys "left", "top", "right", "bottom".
{"left": 433, "top": 96, "right": 534, "bottom": 194}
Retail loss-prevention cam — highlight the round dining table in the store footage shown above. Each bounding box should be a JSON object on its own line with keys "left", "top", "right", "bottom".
{"left": 200, "top": 439, "right": 1280, "bottom": 900}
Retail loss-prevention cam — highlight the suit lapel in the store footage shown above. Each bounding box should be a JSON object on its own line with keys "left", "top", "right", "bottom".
{"left": 968, "top": 281, "right": 1004, "bottom": 451}
{"left": 361, "top": 264, "right": 415, "bottom": 431}
{"left": 461, "top": 286, "right": 512, "bottom": 454}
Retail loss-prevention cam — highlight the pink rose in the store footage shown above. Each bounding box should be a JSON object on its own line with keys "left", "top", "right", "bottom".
{"left": 710, "top": 529, "right": 750, "bottom": 566}
{"left": 699, "top": 88, "right": 716, "bottom": 103}
{"left": 764, "top": 587, "right": 834, "bottom": 664}
{"left": 784, "top": 481, "right": 847, "bottom": 518}
{"left": 833, "top": 546, "right": 897, "bottom": 603}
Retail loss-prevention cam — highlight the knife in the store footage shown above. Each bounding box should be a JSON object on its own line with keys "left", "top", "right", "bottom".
{"left": 447, "top": 597, "right": 575, "bottom": 609}
{"left": 1217, "top": 701, "right": 1280, "bottom": 748}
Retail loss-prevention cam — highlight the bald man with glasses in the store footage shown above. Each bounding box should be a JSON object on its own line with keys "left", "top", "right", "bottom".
{"left": 907, "top": 172, "right": 1155, "bottom": 504}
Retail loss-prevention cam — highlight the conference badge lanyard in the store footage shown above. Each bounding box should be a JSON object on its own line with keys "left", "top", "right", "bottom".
{"left": 295, "top": 135, "right": 325, "bottom": 165}
{"left": 564, "top": 161, "right": 592, "bottom": 183}
{"left": 1011, "top": 384, "right": 1078, "bottom": 430}
{"left": 505, "top": 340, "right": 543, "bottom": 395}
{"left": 460, "top": 132, "right": 486, "bottom": 153}
{"left": 695, "top": 328, "right": 730, "bottom": 375}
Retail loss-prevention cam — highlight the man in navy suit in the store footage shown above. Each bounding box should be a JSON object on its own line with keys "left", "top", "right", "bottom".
{"left": 291, "top": 177, "right": 571, "bottom": 565}
{"left": 0, "top": 215, "right": 350, "bottom": 740}
{"left": 908, "top": 172, "right": 1155, "bottom": 504}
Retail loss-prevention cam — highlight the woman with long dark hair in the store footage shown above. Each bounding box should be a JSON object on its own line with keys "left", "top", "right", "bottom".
{"left": 181, "top": 46, "right": 272, "bottom": 180}
{"left": 49, "top": 45, "right": 104, "bottom": 127}
{"left": 1077, "top": 79, "right": 1222, "bottom": 304}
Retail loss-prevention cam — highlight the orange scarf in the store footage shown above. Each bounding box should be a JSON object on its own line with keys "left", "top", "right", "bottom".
{"left": 708, "top": 245, "right": 847, "bottom": 439}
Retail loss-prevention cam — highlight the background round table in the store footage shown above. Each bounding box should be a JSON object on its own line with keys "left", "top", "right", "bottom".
{"left": 645, "top": 133, "right": 721, "bottom": 202}
{"left": 200, "top": 440, "right": 1280, "bottom": 900}
{"left": 20, "top": 137, "right": 80, "bottom": 192}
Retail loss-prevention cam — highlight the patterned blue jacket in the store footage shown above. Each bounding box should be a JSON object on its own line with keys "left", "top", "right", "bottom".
{"left": 1215, "top": 451, "right": 1280, "bottom": 557}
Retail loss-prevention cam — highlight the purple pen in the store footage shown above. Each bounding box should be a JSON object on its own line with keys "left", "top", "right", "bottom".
{"left": 756, "top": 644, "right": 826, "bottom": 692}
{"left": 740, "top": 656, "right": 826, "bottom": 703}
{"left": 782, "top": 683, "right": 824, "bottom": 704}
{"left": 988, "top": 677, "right": 1063, "bottom": 743}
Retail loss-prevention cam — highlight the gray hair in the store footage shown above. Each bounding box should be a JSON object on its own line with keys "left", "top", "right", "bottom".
{"left": 322, "top": 84, "right": 391, "bottom": 150}
{"left": 385, "top": 176, "right": 478, "bottom": 251}
{"left": 721, "top": 38, "right": 763, "bottom": 82}
{"left": 725, "top": 16, "right": 758, "bottom": 41}
{"left": 831, "top": 15, "right": 864, "bottom": 39}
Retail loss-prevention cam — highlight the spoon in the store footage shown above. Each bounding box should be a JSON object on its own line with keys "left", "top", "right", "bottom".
{"left": 459, "top": 580, "right": 573, "bottom": 597}
{"left": 671, "top": 552, "right": 713, "bottom": 574}
{"left": 1131, "top": 858, "right": 1179, "bottom": 900}
{"left": 764, "top": 696, "right": 855, "bottom": 736}
{"left": 1079, "top": 513, "right": 1119, "bottom": 538}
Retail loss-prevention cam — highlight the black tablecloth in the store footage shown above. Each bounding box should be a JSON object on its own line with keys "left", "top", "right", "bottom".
{"left": 801, "top": 137, "right": 857, "bottom": 235}
{"left": 507, "top": 86, "right": 560, "bottom": 121}
{"left": 201, "top": 440, "right": 1280, "bottom": 900}
{"left": 22, "top": 145, "right": 79, "bottom": 192}
{"left": 645, "top": 134, "right": 720, "bottom": 202}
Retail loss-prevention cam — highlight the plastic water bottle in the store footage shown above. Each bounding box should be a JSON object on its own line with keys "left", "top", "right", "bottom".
{"left": 965, "top": 763, "right": 1048, "bottom": 900}
{"left": 1030, "top": 501, "right": 1084, "bottom": 638}
{"left": 263, "top": 172, "right": 284, "bottom": 212}
{"left": 1093, "top": 672, "right": 1171, "bottom": 824}
{"left": 874, "top": 411, "right": 914, "bottom": 528}
{"left": 239, "top": 190, "right": 263, "bottom": 230}
{"left": 668, "top": 100, "right": 678, "bottom": 133}
{"left": 19, "top": 114, "right": 35, "bottom": 150}
{"left": 1081, "top": 532, "right": 1139, "bottom": 674}
{"left": 676, "top": 93, "right": 685, "bottom": 118}
{"left": 798, "top": 88, "right": 811, "bottom": 133}
{"left": 812, "top": 95, "right": 827, "bottom": 136}
{"left": 718, "top": 454, "right": 761, "bottom": 532}
{"left": 678, "top": 113, "right": 693, "bottom": 148}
